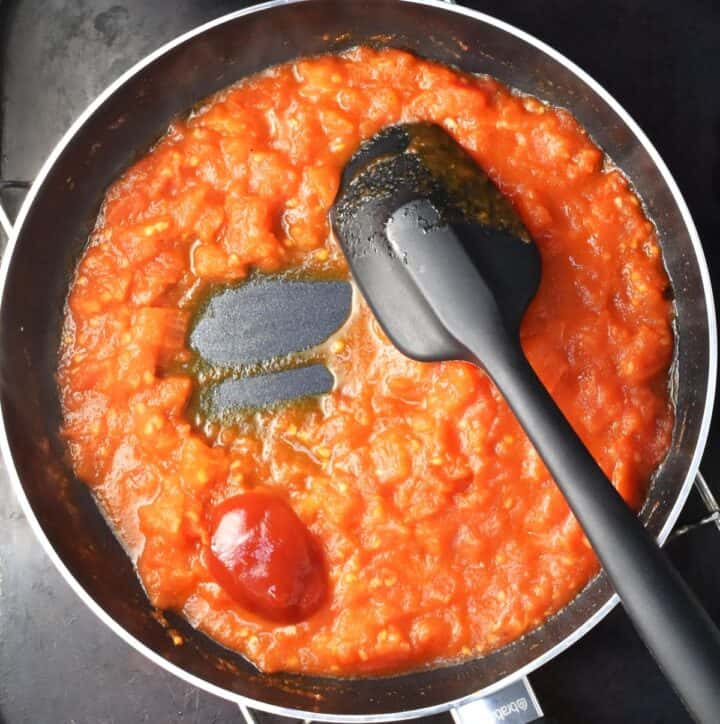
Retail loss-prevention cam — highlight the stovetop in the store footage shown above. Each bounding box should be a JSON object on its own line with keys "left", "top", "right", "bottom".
{"left": 1, "top": 1, "right": 719, "bottom": 722}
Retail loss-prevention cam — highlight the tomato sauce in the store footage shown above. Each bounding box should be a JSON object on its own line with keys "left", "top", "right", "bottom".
{"left": 58, "top": 48, "right": 674, "bottom": 676}
{"left": 208, "top": 492, "right": 327, "bottom": 623}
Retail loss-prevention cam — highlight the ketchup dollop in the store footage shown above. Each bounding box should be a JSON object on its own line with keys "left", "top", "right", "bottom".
{"left": 208, "top": 492, "right": 327, "bottom": 623}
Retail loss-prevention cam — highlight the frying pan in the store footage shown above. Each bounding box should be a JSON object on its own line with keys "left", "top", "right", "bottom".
{"left": 0, "top": 0, "right": 715, "bottom": 720}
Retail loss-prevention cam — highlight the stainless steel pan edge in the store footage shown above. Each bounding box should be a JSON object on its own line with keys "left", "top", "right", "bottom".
{"left": 0, "top": 0, "right": 715, "bottom": 720}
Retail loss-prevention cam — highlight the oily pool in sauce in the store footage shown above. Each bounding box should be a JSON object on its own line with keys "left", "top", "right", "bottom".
{"left": 58, "top": 48, "right": 674, "bottom": 676}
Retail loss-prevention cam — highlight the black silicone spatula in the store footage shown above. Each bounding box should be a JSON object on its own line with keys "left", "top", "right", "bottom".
{"left": 331, "top": 122, "right": 720, "bottom": 723}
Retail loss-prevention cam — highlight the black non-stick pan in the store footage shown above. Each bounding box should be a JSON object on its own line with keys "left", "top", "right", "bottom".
{"left": 0, "top": 0, "right": 715, "bottom": 719}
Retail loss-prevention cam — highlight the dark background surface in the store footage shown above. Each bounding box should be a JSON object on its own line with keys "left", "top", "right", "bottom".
{"left": 0, "top": 1, "right": 719, "bottom": 722}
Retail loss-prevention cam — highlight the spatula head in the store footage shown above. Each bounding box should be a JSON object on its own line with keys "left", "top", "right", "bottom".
{"left": 330, "top": 123, "right": 540, "bottom": 366}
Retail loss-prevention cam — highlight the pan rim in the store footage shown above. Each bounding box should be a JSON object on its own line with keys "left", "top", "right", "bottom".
{"left": 0, "top": 0, "right": 715, "bottom": 719}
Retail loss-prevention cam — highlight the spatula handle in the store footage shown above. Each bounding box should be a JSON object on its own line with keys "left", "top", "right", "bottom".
{"left": 480, "top": 343, "right": 720, "bottom": 724}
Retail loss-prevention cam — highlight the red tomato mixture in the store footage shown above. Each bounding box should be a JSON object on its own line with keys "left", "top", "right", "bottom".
{"left": 58, "top": 48, "right": 674, "bottom": 675}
